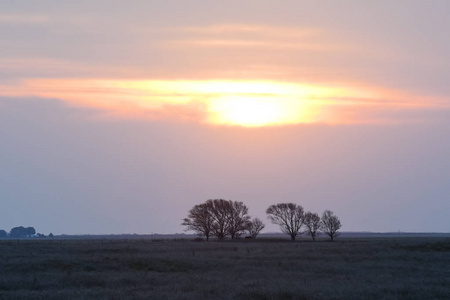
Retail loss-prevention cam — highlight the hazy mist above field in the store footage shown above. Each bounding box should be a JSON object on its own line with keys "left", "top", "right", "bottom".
{"left": 1, "top": 1, "right": 450, "bottom": 234}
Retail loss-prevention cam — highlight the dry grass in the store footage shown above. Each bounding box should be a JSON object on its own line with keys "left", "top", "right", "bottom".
{"left": 0, "top": 237, "right": 449, "bottom": 299}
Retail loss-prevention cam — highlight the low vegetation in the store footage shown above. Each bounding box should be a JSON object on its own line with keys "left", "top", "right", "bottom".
{"left": 0, "top": 237, "right": 449, "bottom": 299}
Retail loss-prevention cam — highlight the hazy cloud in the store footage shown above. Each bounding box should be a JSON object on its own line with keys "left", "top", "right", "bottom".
{"left": 1, "top": 78, "right": 446, "bottom": 126}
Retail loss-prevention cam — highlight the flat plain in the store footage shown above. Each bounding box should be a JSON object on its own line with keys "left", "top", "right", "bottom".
{"left": 0, "top": 237, "right": 449, "bottom": 299}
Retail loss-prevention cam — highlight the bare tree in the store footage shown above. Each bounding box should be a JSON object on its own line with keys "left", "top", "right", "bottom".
{"left": 207, "top": 199, "right": 233, "bottom": 240}
{"left": 183, "top": 199, "right": 253, "bottom": 240}
{"left": 182, "top": 203, "right": 214, "bottom": 241}
{"left": 321, "top": 210, "right": 342, "bottom": 241}
{"left": 247, "top": 218, "right": 265, "bottom": 239}
{"left": 304, "top": 212, "right": 321, "bottom": 241}
{"left": 228, "top": 201, "right": 251, "bottom": 239}
{"left": 266, "top": 203, "right": 305, "bottom": 241}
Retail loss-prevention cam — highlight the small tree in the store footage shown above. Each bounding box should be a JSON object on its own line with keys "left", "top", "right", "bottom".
{"left": 26, "top": 227, "right": 36, "bottom": 237}
{"left": 266, "top": 203, "right": 305, "bottom": 241}
{"left": 10, "top": 226, "right": 27, "bottom": 238}
{"left": 182, "top": 203, "right": 214, "bottom": 241}
{"left": 0, "top": 230, "right": 7, "bottom": 238}
{"left": 247, "top": 218, "right": 265, "bottom": 239}
{"left": 321, "top": 210, "right": 342, "bottom": 241}
{"left": 304, "top": 212, "right": 321, "bottom": 241}
{"left": 228, "top": 201, "right": 251, "bottom": 239}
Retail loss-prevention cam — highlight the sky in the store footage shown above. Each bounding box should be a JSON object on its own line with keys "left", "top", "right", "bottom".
{"left": 1, "top": 1, "right": 450, "bottom": 235}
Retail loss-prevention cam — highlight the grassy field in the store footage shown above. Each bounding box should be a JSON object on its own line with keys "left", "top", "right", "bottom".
{"left": 0, "top": 237, "right": 449, "bottom": 299}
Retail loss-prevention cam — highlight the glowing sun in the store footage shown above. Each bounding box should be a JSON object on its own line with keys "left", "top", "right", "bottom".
{"left": 208, "top": 97, "right": 285, "bottom": 127}
{"left": 203, "top": 81, "right": 328, "bottom": 127}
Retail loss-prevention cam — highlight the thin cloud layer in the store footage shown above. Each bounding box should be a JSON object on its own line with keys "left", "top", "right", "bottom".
{"left": 2, "top": 78, "right": 444, "bottom": 126}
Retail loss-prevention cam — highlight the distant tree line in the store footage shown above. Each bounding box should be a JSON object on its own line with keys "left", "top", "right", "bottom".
{"left": 0, "top": 226, "right": 53, "bottom": 238}
{"left": 183, "top": 200, "right": 341, "bottom": 241}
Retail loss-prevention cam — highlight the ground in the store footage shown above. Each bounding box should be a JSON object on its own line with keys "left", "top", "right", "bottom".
{"left": 0, "top": 237, "right": 449, "bottom": 299}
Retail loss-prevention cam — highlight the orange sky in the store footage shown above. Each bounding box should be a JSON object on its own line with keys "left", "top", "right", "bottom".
{"left": 1, "top": 18, "right": 448, "bottom": 127}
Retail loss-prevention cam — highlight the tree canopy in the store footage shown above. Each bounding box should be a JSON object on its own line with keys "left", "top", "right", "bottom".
{"left": 321, "top": 210, "right": 342, "bottom": 241}
{"left": 247, "top": 218, "right": 265, "bottom": 239}
{"left": 9, "top": 226, "right": 36, "bottom": 238}
{"left": 266, "top": 203, "right": 305, "bottom": 241}
{"left": 183, "top": 199, "right": 252, "bottom": 240}
{"left": 182, "top": 202, "right": 214, "bottom": 241}
{"left": 304, "top": 212, "right": 321, "bottom": 241}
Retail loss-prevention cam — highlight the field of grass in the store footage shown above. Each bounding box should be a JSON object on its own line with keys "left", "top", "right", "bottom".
{"left": 0, "top": 237, "right": 449, "bottom": 299}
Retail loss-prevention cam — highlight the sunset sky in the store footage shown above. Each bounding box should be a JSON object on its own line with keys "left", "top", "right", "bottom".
{"left": 1, "top": 1, "right": 450, "bottom": 235}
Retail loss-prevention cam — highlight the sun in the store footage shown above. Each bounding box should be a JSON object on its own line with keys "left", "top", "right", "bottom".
{"left": 201, "top": 81, "right": 324, "bottom": 127}
{"left": 208, "top": 97, "right": 290, "bottom": 127}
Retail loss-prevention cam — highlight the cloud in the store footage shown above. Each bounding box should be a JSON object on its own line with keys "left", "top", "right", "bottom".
{"left": 2, "top": 20, "right": 449, "bottom": 126}
{"left": 1, "top": 78, "right": 445, "bottom": 126}
{"left": 164, "top": 24, "right": 347, "bottom": 52}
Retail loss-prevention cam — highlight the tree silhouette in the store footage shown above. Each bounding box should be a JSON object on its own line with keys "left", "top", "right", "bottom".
{"left": 266, "top": 203, "right": 305, "bottom": 241}
{"left": 207, "top": 199, "right": 232, "bottom": 240}
{"left": 9, "top": 226, "right": 36, "bottom": 238}
{"left": 321, "top": 210, "right": 342, "bottom": 241}
{"left": 304, "top": 212, "right": 321, "bottom": 241}
{"left": 183, "top": 199, "right": 253, "bottom": 240}
{"left": 182, "top": 203, "right": 214, "bottom": 241}
{"left": 247, "top": 218, "right": 265, "bottom": 238}
{"left": 26, "top": 227, "right": 36, "bottom": 237}
{"left": 228, "top": 201, "right": 251, "bottom": 239}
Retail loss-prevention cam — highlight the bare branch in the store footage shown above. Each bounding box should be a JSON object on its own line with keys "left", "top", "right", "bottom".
{"left": 321, "top": 210, "right": 342, "bottom": 242}
{"left": 304, "top": 212, "right": 321, "bottom": 241}
{"left": 247, "top": 218, "right": 265, "bottom": 239}
{"left": 181, "top": 203, "right": 213, "bottom": 241}
{"left": 266, "top": 203, "right": 305, "bottom": 241}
